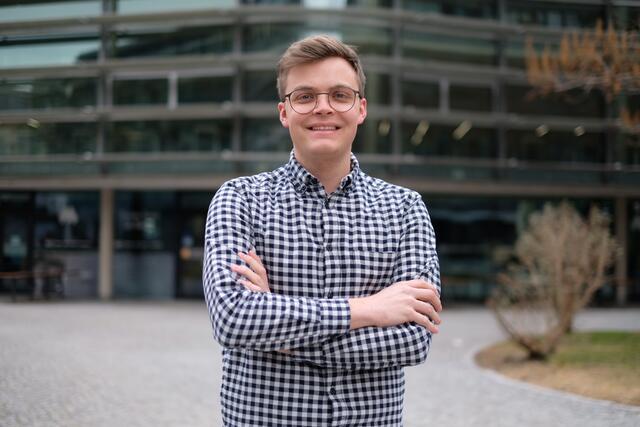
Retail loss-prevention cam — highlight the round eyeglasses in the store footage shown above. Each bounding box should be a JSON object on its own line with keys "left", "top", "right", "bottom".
{"left": 283, "top": 87, "right": 361, "bottom": 114}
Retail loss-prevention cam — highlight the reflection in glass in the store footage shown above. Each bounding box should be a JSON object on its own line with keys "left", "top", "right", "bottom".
{"left": 117, "top": 0, "right": 234, "bottom": 14}
{"left": 506, "top": 1, "right": 603, "bottom": 28}
{"left": 402, "top": 122, "right": 497, "bottom": 158}
{"left": 243, "top": 71, "right": 278, "bottom": 102}
{"left": 179, "top": 76, "right": 233, "bottom": 103}
{"left": 35, "top": 192, "right": 99, "bottom": 250}
{"left": 0, "top": 39, "right": 100, "bottom": 69}
{"left": 242, "top": 119, "right": 290, "bottom": 152}
{"left": 244, "top": 23, "right": 392, "bottom": 56}
{"left": 402, "top": 79, "right": 439, "bottom": 109}
{"left": 113, "top": 79, "right": 168, "bottom": 106}
{"left": 404, "top": 0, "right": 496, "bottom": 19}
{"left": 0, "top": 123, "right": 96, "bottom": 156}
{"left": 402, "top": 30, "right": 497, "bottom": 65}
{"left": 109, "top": 120, "right": 232, "bottom": 152}
{"left": 612, "top": 6, "right": 640, "bottom": 31}
{"left": 115, "top": 191, "right": 175, "bottom": 251}
{"left": 114, "top": 25, "right": 233, "bottom": 58}
{"left": 365, "top": 73, "right": 391, "bottom": 106}
{"left": 0, "top": 78, "right": 96, "bottom": 111}
{"left": 0, "top": 1, "right": 100, "bottom": 23}
{"left": 450, "top": 85, "right": 492, "bottom": 112}
{"left": 353, "top": 118, "right": 391, "bottom": 154}
{"left": 505, "top": 85, "right": 604, "bottom": 118}
{"left": 113, "top": 191, "right": 177, "bottom": 298}
{"left": 506, "top": 129, "right": 605, "bottom": 163}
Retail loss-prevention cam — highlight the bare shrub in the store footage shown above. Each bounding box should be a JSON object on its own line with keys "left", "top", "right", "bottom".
{"left": 489, "top": 202, "right": 618, "bottom": 360}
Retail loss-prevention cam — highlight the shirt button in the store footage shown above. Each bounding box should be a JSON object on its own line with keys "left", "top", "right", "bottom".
{"left": 329, "top": 387, "right": 336, "bottom": 395}
{"left": 327, "top": 291, "right": 333, "bottom": 298}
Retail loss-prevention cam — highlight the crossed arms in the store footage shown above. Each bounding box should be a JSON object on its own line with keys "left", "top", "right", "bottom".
{"left": 203, "top": 182, "right": 442, "bottom": 371}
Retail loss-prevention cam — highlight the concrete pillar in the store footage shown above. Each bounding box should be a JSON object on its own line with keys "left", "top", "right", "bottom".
{"left": 99, "top": 188, "right": 114, "bottom": 300}
{"left": 615, "top": 197, "right": 628, "bottom": 306}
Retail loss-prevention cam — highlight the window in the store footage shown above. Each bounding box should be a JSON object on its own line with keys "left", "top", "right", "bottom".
{"left": 108, "top": 120, "right": 232, "bottom": 152}
{"left": 35, "top": 191, "right": 99, "bottom": 250}
{"left": 402, "top": 122, "right": 497, "bottom": 158}
{"left": 0, "top": 0, "right": 100, "bottom": 23}
{"left": 117, "top": 0, "right": 234, "bottom": 14}
{"left": 404, "top": 0, "right": 497, "bottom": 19}
{"left": 114, "top": 25, "right": 233, "bottom": 58}
{"left": 0, "top": 78, "right": 96, "bottom": 111}
{"left": 402, "top": 79, "right": 439, "bottom": 109}
{"left": 506, "top": 1, "right": 604, "bottom": 29}
{"left": 402, "top": 30, "right": 497, "bottom": 66}
{"left": 179, "top": 76, "right": 233, "bottom": 104}
{"left": 113, "top": 79, "right": 168, "bottom": 106}
{"left": 0, "top": 35, "right": 99, "bottom": 69}
{"left": 353, "top": 118, "right": 392, "bottom": 154}
{"left": 505, "top": 85, "right": 604, "bottom": 118}
{"left": 365, "top": 73, "right": 391, "bottom": 106}
{"left": 243, "top": 71, "right": 278, "bottom": 102}
{"left": 244, "top": 23, "right": 392, "bottom": 56}
{"left": 506, "top": 129, "right": 606, "bottom": 163}
{"left": 0, "top": 123, "right": 96, "bottom": 156}
{"left": 242, "top": 119, "right": 290, "bottom": 152}
{"left": 450, "top": 84, "right": 492, "bottom": 112}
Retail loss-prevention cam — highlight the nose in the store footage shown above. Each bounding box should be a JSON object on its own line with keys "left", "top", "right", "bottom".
{"left": 313, "top": 93, "right": 333, "bottom": 114}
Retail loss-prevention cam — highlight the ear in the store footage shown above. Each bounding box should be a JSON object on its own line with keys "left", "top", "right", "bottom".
{"left": 278, "top": 102, "right": 289, "bottom": 128}
{"left": 356, "top": 97, "right": 367, "bottom": 125}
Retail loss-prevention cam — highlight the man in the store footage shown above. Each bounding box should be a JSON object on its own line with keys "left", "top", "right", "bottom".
{"left": 203, "top": 35, "right": 442, "bottom": 426}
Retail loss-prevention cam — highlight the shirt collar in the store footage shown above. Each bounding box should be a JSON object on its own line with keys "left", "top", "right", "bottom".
{"left": 285, "top": 150, "right": 361, "bottom": 195}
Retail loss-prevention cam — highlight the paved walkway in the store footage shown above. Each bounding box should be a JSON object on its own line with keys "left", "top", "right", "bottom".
{"left": 0, "top": 301, "right": 638, "bottom": 427}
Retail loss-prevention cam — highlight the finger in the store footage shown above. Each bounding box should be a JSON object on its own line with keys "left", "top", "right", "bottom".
{"left": 239, "top": 279, "right": 264, "bottom": 293}
{"left": 230, "top": 264, "right": 263, "bottom": 286}
{"left": 413, "top": 288, "right": 443, "bottom": 312}
{"left": 414, "top": 300, "right": 441, "bottom": 325}
{"left": 411, "top": 311, "right": 439, "bottom": 334}
{"left": 239, "top": 252, "right": 267, "bottom": 278}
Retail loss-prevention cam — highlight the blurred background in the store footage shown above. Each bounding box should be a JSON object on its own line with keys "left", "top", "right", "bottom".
{"left": 0, "top": 0, "right": 638, "bottom": 305}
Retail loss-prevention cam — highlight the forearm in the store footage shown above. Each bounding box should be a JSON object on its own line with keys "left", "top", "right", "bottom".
{"left": 205, "top": 264, "right": 351, "bottom": 351}
{"left": 286, "top": 323, "right": 431, "bottom": 370}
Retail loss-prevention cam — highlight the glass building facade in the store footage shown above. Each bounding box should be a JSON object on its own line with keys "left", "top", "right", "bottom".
{"left": 1, "top": 0, "right": 639, "bottom": 303}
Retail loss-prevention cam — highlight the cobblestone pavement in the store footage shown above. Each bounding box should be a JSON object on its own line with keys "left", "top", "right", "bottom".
{"left": 0, "top": 301, "right": 638, "bottom": 427}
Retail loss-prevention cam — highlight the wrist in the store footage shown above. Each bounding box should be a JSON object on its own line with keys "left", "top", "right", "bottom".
{"left": 348, "top": 297, "right": 374, "bottom": 330}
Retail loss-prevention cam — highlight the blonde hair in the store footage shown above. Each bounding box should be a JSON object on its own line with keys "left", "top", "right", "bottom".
{"left": 276, "top": 35, "right": 366, "bottom": 100}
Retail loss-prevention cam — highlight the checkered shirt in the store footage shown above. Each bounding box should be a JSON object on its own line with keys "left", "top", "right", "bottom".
{"left": 203, "top": 150, "right": 440, "bottom": 427}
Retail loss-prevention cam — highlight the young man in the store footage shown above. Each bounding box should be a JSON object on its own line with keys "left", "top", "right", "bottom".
{"left": 203, "top": 35, "right": 442, "bottom": 426}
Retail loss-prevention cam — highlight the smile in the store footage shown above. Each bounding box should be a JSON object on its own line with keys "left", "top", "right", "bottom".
{"left": 308, "top": 126, "right": 340, "bottom": 131}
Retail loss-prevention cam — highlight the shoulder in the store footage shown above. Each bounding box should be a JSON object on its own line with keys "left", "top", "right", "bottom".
{"left": 359, "top": 173, "right": 423, "bottom": 209}
{"left": 212, "top": 167, "right": 288, "bottom": 202}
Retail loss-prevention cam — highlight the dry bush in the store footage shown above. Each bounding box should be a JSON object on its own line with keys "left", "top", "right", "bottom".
{"left": 525, "top": 19, "right": 640, "bottom": 134}
{"left": 489, "top": 202, "right": 618, "bottom": 360}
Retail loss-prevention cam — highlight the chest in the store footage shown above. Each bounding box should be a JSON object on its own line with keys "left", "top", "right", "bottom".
{"left": 250, "top": 191, "right": 402, "bottom": 297}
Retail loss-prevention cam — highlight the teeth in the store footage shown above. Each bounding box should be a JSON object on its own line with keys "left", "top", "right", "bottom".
{"left": 311, "top": 126, "right": 336, "bottom": 131}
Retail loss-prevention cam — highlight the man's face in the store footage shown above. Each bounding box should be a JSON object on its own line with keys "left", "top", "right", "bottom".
{"left": 278, "top": 57, "right": 367, "bottom": 161}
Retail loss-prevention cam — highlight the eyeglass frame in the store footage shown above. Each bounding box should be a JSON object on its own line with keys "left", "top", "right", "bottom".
{"left": 282, "top": 86, "right": 362, "bottom": 114}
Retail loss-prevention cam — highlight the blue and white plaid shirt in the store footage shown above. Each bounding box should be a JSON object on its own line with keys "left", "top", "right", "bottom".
{"left": 203, "top": 151, "right": 440, "bottom": 426}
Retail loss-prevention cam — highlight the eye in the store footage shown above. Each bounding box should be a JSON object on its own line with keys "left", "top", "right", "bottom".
{"left": 331, "top": 90, "right": 353, "bottom": 102}
{"left": 292, "top": 91, "right": 315, "bottom": 103}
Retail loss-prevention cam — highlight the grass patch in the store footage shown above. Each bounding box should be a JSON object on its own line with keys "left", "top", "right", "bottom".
{"left": 476, "top": 331, "right": 640, "bottom": 406}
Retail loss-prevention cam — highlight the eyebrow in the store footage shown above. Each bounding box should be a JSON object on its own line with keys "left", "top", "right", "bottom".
{"left": 290, "top": 84, "right": 356, "bottom": 92}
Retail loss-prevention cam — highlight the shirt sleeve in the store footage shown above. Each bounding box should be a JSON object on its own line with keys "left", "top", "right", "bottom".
{"left": 286, "top": 193, "right": 440, "bottom": 371}
{"left": 203, "top": 182, "right": 351, "bottom": 351}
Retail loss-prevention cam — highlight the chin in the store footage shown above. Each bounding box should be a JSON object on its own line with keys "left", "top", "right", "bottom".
{"left": 304, "top": 141, "right": 347, "bottom": 156}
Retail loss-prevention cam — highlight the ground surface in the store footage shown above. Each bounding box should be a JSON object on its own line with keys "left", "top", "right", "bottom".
{"left": 475, "top": 331, "right": 640, "bottom": 406}
{"left": 1, "top": 301, "right": 638, "bottom": 427}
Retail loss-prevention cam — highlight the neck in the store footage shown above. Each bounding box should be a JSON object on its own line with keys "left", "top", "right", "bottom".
{"left": 295, "top": 150, "right": 351, "bottom": 195}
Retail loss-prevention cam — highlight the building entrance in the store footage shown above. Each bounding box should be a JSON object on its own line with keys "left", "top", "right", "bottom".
{"left": 0, "top": 193, "right": 34, "bottom": 295}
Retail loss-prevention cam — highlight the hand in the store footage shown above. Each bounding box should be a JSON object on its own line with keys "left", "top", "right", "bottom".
{"left": 230, "top": 250, "right": 271, "bottom": 293}
{"left": 349, "top": 279, "right": 442, "bottom": 334}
